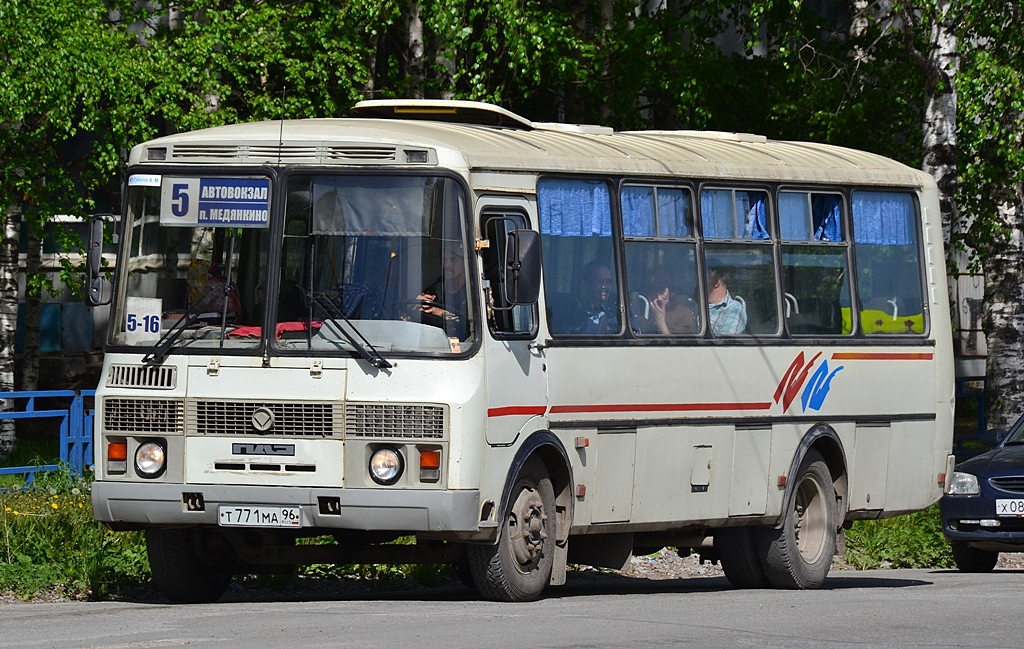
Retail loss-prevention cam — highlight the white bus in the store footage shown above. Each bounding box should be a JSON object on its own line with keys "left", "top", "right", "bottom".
{"left": 86, "top": 100, "right": 955, "bottom": 603}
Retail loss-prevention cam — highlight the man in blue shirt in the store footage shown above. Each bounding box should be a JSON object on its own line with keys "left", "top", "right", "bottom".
{"left": 707, "top": 266, "right": 747, "bottom": 335}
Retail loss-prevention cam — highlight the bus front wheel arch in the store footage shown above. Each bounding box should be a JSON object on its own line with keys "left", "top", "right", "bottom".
{"left": 756, "top": 449, "right": 837, "bottom": 589}
{"left": 467, "top": 456, "right": 557, "bottom": 602}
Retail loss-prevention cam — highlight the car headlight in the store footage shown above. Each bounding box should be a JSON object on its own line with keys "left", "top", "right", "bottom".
{"left": 369, "top": 447, "right": 404, "bottom": 485}
{"left": 946, "top": 471, "right": 980, "bottom": 495}
{"left": 135, "top": 440, "right": 167, "bottom": 478}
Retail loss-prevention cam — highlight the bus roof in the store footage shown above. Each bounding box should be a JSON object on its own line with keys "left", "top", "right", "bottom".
{"left": 129, "top": 101, "right": 928, "bottom": 188}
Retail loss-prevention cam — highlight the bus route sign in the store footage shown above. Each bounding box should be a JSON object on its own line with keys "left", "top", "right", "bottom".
{"left": 159, "top": 177, "right": 271, "bottom": 228}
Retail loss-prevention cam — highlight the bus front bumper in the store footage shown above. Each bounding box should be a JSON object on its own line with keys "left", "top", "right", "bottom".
{"left": 92, "top": 481, "right": 481, "bottom": 533}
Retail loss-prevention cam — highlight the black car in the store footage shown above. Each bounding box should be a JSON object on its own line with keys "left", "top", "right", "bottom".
{"left": 941, "top": 413, "right": 1024, "bottom": 571}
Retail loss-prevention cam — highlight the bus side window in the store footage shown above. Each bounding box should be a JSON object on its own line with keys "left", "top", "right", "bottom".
{"left": 482, "top": 211, "right": 536, "bottom": 336}
{"left": 779, "top": 191, "right": 851, "bottom": 336}
{"left": 621, "top": 184, "right": 700, "bottom": 336}
{"left": 700, "top": 188, "right": 778, "bottom": 336}
{"left": 538, "top": 179, "right": 620, "bottom": 336}
{"left": 851, "top": 191, "right": 926, "bottom": 335}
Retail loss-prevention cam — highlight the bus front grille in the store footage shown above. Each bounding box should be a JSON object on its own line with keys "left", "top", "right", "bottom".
{"left": 188, "top": 401, "right": 340, "bottom": 437}
{"left": 107, "top": 364, "right": 177, "bottom": 389}
{"left": 345, "top": 403, "right": 446, "bottom": 439}
{"left": 104, "top": 398, "right": 184, "bottom": 434}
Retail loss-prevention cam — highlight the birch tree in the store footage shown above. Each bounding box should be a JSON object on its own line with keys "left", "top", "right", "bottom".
{"left": 955, "top": 0, "right": 1024, "bottom": 430}
{"left": 0, "top": 0, "right": 150, "bottom": 456}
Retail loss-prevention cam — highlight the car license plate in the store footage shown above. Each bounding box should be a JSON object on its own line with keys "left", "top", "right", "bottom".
{"left": 218, "top": 505, "right": 302, "bottom": 528}
{"left": 995, "top": 499, "right": 1024, "bottom": 517}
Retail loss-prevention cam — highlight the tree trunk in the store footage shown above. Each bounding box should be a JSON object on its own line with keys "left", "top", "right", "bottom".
{"left": 983, "top": 196, "right": 1024, "bottom": 431}
{"left": 919, "top": 1, "right": 958, "bottom": 252}
{"left": 403, "top": 2, "right": 425, "bottom": 99}
{"left": 19, "top": 223, "right": 40, "bottom": 391}
{"left": 0, "top": 204, "right": 20, "bottom": 457}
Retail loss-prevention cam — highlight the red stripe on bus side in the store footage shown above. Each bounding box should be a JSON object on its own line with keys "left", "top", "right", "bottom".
{"left": 548, "top": 402, "right": 773, "bottom": 415}
{"left": 831, "top": 352, "right": 933, "bottom": 361}
{"left": 487, "top": 406, "right": 548, "bottom": 418}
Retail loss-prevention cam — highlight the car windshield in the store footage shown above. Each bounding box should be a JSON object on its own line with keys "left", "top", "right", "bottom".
{"left": 110, "top": 174, "right": 271, "bottom": 353}
{"left": 272, "top": 173, "right": 474, "bottom": 356}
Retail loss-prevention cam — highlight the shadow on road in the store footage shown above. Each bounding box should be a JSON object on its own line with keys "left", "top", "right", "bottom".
{"left": 113, "top": 568, "right": 933, "bottom": 606}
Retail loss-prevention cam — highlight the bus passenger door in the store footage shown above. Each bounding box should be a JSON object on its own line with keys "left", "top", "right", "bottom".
{"left": 479, "top": 198, "right": 548, "bottom": 446}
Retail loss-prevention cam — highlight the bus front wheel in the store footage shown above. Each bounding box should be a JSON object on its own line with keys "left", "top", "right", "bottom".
{"left": 467, "top": 457, "right": 556, "bottom": 602}
{"left": 757, "top": 450, "right": 836, "bottom": 589}
{"left": 146, "top": 527, "right": 233, "bottom": 604}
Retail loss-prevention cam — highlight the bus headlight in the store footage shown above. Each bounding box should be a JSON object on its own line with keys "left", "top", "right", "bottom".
{"left": 369, "top": 447, "right": 403, "bottom": 485}
{"left": 947, "top": 471, "right": 980, "bottom": 495}
{"left": 135, "top": 440, "right": 167, "bottom": 478}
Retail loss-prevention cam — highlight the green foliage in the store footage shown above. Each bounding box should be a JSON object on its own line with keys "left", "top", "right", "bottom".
{"left": 844, "top": 505, "right": 954, "bottom": 570}
{"left": 0, "top": 476, "right": 149, "bottom": 600}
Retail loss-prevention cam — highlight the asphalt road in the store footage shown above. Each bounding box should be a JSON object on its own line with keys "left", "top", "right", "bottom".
{"left": 1, "top": 568, "right": 1018, "bottom": 648}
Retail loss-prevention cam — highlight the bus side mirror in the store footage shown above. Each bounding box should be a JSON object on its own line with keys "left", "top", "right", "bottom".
{"left": 503, "top": 229, "right": 541, "bottom": 305}
{"left": 85, "top": 215, "right": 112, "bottom": 307}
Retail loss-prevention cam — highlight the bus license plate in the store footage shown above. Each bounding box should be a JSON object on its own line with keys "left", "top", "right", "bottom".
{"left": 996, "top": 499, "right": 1024, "bottom": 517}
{"left": 218, "top": 505, "right": 302, "bottom": 528}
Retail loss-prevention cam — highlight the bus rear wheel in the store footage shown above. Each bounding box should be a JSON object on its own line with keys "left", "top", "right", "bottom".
{"left": 716, "top": 526, "right": 770, "bottom": 588}
{"left": 467, "top": 457, "right": 556, "bottom": 602}
{"left": 146, "top": 527, "right": 233, "bottom": 604}
{"left": 756, "top": 450, "right": 836, "bottom": 589}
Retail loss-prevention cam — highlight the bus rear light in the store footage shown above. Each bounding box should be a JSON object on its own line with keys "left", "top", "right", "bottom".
{"left": 419, "top": 448, "right": 441, "bottom": 483}
{"left": 107, "top": 438, "right": 127, "bottom": 474}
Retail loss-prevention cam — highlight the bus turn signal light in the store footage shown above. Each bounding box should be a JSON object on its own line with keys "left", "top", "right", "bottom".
{"left": 107, "top": 439, "right": 128, "bottom": 474}
{"left": 419, "top": 449, "right": 441, "bottom": 483}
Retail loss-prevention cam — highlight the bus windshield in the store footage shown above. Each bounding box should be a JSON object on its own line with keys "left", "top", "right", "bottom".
{"left": 274, "top": 174, "right": 473, "bottom": 356}
{"left": 110, "top": 174, "right": 272, "bottom": 353}
{"left": 110, "top": 172, "right": 474, "bottom": 357}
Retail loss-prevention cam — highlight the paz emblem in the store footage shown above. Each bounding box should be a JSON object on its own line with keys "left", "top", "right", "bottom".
{"left": 251, "top": 407, "right": 275, "bottom": 433}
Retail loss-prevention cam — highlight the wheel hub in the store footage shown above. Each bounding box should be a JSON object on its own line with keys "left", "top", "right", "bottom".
{"left": 508, "top": 486, "right": 548, "bottom": 568}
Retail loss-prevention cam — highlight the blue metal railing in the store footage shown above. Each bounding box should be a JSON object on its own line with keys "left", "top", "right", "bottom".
{"left": 0, "top": 390, "right": 95, "bottom": 485}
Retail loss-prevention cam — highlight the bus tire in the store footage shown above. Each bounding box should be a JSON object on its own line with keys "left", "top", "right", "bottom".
{"left": 950, "top": 541, "right": 998, "bottom": 572}
{"left": 146, "top": 527, "right": 232, "bottom": 604}
{"left": 756, "top": 450, "right": 836, "bottom": 589}
{"left": 716, "top": 526, "right": 770, "bottom": 588}
{"left": 467, "top": 457, "right": 556, "bottom": 601}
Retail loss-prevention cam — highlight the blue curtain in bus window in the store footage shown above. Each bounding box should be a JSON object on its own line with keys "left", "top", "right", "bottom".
{"left": 700, "top": 189, "right": 734, "bottom": 238}
{"left": 852, "top": 192, "right": 913, "bottom": 245}
{"left": 621, "top": 185, "right": 655, "bottom": 237}
{"left": 538, "top": 179, "right": 612, "bottom": 237}
{"left": 812, "top": 195, "right": 842, "bottom": 242}
{"left": 657, "top": 188, "right": 691, "bottom": 237}
{"left": 779, "top": 192, "right": 810, "bottom": 240}
{"left": 741, "top": 193, "right": 769, "bottom": 239}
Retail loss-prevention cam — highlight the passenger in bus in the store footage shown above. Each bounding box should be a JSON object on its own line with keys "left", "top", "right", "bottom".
{"left": 707, "top": 265, "right": 747, "bottom": 335}
{"left": 635, "top": 268, "right": 696, "bottom": 334}
{"left": 575, "top": 261, "right": 618, "bottom": 334}
{"left": 418, "top": 243, "right": 469, "bottom": 340}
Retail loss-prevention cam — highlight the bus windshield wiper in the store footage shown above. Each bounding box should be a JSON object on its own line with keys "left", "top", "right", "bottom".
{"left": 142, "top": 288, "right": 222, "bottom": 365}
{"left": 308, "top": 293, "right": 392, "bottom": 369}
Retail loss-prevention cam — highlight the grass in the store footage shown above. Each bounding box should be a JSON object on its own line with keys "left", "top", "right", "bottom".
{"left": 844, "top": 504, "right": 954, "bottom": 570}
{"left": 0, "top": 469, "right": 149, "bottom": 600}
